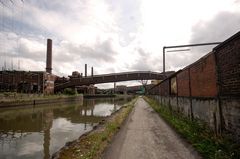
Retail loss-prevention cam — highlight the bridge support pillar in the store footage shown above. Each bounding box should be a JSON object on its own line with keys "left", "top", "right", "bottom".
{"left": 87, "top": 84, "right": 96, "bottom": 95}
{"left": 124, "top": 89, "right": 127, "bottom": 95}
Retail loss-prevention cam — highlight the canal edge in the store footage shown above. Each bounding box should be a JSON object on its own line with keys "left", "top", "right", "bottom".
{"left": 52, "top": 97, "right": 138, "bottom": 159}
{"left": 101, "top": 97, "right": 138, "bottom": 158}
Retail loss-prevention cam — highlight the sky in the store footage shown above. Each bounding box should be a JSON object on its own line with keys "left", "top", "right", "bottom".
{"left": 0, "top": 0, "right": 240, "bottom": 88}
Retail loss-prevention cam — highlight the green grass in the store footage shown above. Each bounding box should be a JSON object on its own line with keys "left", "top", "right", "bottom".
{"left": 58, "top": 98, "right": 137, "bottom": 159}
{"left": 144, "top": 96, "right": 240, "bottom": 159}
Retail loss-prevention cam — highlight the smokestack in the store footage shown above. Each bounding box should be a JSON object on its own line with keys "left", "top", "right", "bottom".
{"left": 85, "top": 64, "right": 87, "bottom": 77}
{"left": 91, "top": 67, "right": 93, "bottom": 77}
{"left": 46, "top": 39, "right": 52, "bottom": 74}
{"left": 114, "top": 82, "right": 116, "bottom": 94}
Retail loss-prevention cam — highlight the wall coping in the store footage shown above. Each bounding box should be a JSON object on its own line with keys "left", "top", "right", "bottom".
{"left": 213, "top": 31, "right": 240, "bottom": 51}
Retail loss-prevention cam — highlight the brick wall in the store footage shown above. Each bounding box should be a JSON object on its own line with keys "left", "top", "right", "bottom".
{"left": 177, "top": 69, "right": 190, "bottom": 97}
{"left": 160, "top": 79, "right": 170, "bottom": 96}
{"left": 149, "top": 85, "right": 160, "bottom": 95}
{"left": 170, "top": 77, "right": 177, "bottom": 95}
{"left": 150, "top": 32, "right": 239, "bottom": 99}
{"left": 153, "top": 53, "right": 217, "bottom": 98}
{"left": 0, "top": 71, "right": 46, "bottom": 93}
{"left": 190, "top": 53, "right": 218, "bottom": 97}
{"left": 159, "top": 84, "right": 163, "bottom": 96}
{"left": 214, "top": 33, "right": 240, "bottom": 97}
{"left": 150, "top": 53, "right": 218, "bottom": 98}
{"left": 147, "top": 31, "right": 240, "bottom": 142}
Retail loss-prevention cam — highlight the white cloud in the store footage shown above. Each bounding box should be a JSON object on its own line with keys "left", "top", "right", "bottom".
{"left": 0, "top": 0, "right": 239, "bottom": 87}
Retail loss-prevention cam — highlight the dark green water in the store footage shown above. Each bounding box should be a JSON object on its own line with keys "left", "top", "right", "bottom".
{"left": 0, "top": 96, "right": 133, "bottom": 159}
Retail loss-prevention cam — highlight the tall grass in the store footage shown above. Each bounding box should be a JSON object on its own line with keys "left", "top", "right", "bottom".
{"left": 144, "top": 97, "right": 240, "bottom": 159}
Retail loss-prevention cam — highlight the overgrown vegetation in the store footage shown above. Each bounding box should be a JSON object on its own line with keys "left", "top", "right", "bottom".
{"left": 57, "top": 98, "right": 137, "bottom": 159}
{"left": 144, "top": 96, "right": 240, "bottom": 159}
{"left": 63, "top": 88, "right": 78, "bottom": 95}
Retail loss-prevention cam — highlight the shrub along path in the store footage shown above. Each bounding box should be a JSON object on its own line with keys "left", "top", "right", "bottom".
{"left": 103, "top": 97, "right": 201, "bottom": 159}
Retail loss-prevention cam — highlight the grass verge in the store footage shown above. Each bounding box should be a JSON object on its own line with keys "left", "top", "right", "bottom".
{"left": 56, "top": 97, "right": 137, "bottom": 159}
{"left": 144, "top": 96, "right": 240, "bottom": 159}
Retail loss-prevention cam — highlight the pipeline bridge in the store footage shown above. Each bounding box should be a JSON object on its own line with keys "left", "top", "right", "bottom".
{"left": 55, "top": 71, "right": 174, "bottom": 92}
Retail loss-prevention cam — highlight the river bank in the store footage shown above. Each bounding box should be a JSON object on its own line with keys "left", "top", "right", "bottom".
{"left": 0, "top": 96, "right": 135, "bottom": 159}
{"left": 83, "top": 94, "right": 116, "bottom": 98}
{"left": 0, "top": 93, "right": 134, "bottom": 108}
{"left": 52, "top": 97, "right": 137, "bottom": 159}
{"left": 0, "top": 93, "right": 83, "bottom": 108}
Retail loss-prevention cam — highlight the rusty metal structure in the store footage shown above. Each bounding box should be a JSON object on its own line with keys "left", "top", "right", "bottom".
{"left": 55, "top": 71, "right": 174, "bottom": 92}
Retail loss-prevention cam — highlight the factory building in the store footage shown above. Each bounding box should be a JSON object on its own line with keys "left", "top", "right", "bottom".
{"left": 0, "top": 39, "right": 56, "bottom": 94}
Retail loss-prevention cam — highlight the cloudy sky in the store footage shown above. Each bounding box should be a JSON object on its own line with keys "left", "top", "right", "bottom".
{"left": 0, "top": 0, "right": 240, "bottom": 88}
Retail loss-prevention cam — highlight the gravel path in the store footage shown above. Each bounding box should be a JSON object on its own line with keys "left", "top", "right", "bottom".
{"left": 103, "top": 97, "right": 202, "bottom": 159}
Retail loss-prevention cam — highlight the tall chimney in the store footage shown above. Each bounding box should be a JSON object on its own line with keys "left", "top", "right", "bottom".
{"left": 85, "top": 64, "right": 87, "bottom": 77}
{"left": 91, "top": 67, "right": 93, "bottom": 77}
{"left": 46, "top": 39, "right": 52, "bottom": 74}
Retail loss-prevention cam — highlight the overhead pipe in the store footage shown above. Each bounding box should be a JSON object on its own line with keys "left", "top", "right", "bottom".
{"left": 163, "top": 42, "right": 221, "bottom": 74}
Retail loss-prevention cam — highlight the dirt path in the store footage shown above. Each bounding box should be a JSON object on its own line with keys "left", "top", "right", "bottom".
{"left": 103, "top": 97, "right": 202, "bottom": 159}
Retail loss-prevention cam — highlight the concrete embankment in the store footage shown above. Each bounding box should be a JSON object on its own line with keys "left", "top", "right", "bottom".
{"left": 0, "top": 95, "right": 83, "bottom": 108}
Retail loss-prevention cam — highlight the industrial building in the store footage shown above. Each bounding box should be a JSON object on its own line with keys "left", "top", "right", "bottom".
{"left": 0, "top": 39, "right": 56, "bottom": 94}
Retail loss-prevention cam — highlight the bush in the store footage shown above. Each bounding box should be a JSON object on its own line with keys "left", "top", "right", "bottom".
{"left": 63, "top": 88, "right": 77, "bottom": 95}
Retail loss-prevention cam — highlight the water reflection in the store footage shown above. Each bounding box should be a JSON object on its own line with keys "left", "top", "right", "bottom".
{"left": 0, "top": 96, "right": 133, "bottom": 159}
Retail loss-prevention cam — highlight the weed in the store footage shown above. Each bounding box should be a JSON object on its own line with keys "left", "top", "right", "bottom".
{"left": 144, "top": 96, "right": 240, "bottom": 159}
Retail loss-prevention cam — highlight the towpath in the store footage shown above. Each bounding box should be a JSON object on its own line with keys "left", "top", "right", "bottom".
{"left": 103, "top": 97, "right": 201, "bottom": 159}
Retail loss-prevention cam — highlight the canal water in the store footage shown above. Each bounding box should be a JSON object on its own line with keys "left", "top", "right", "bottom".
{"left": 0, "top": 96, "right": 133, "bottom": 159}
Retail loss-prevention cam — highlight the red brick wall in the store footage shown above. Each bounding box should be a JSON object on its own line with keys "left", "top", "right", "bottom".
{"left": 190, "top": 53, "right": 217, "bottom": 97}
{"left": 149, "top": 85, "right": 160, "bottom": 95}
{"left": 159, "top": 84, "right": 163, "bottom": 96}
{"left": 0, "top": 71, "right": 45, "bottom": 93}
{"left": 215, "top": 35, "right": 240, "bottom": 97}
{"left": 44, "top": 73, "right": 55, "bottom": 94}
{"left": 160, "top": 79, "right": 170, "bottom": 96}
{"left": 177, "top": 69, "right": 190, "bottom": 97}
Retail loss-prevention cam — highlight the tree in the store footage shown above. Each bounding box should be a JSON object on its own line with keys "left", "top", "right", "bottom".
{"left": 138, "top": 80, "right": 148, "bottom": 94}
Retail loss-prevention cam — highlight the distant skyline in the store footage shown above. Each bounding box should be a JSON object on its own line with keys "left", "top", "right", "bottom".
{"left": 0, "top": 0, "right": 240, "bottom": 88}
